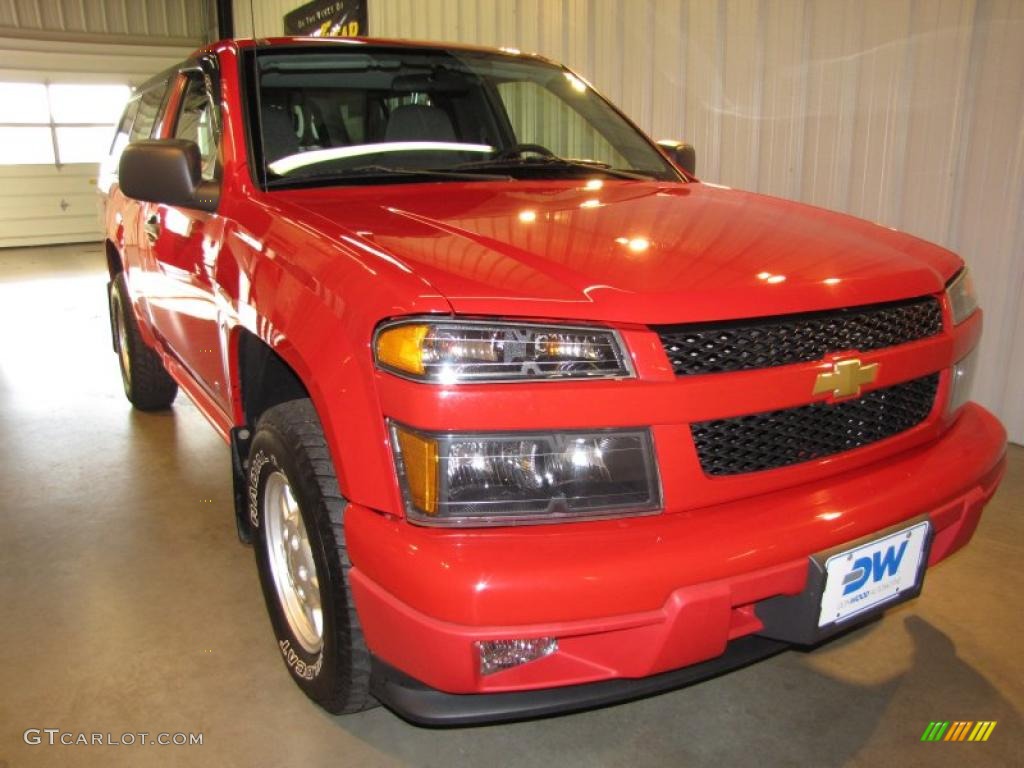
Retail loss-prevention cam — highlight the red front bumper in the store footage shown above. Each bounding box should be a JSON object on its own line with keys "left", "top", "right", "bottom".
{"left": 346, "top": 403, "right": 1006, "bottom": 696}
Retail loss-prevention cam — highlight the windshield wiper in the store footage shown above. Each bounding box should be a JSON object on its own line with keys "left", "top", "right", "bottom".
{"left": 450, "top": 156, "right": 657, "bottom": 181}
{"left": 266, "top": 165, "right": 512, "bottom": 188}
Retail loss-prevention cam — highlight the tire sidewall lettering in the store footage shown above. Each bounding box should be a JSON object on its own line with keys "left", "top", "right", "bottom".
{"left": 248, "top": 449, "right": 276, "bottom": 529}
{"left": 279, "top": 639, "right": 324, "bottom": 681}
{"left": 252, "top": 444, "right": 325, "bottom": 683}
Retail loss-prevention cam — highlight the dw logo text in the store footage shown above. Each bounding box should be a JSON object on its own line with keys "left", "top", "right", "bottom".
{"left": 842, "top": 541, "right": 908, "bottom": 596}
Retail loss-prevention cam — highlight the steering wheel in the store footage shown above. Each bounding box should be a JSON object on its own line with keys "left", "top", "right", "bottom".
{"left": 494, "top": 143, "right": 557, "bottom": 160}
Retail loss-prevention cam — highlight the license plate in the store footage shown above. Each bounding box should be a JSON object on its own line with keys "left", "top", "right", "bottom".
{"left": 818, "top": 522, "right": 930, "bottom": 627}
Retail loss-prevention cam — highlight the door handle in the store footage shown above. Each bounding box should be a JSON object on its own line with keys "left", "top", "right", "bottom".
{"left": 144, "top": 213, "right": 161, "bottom": 244}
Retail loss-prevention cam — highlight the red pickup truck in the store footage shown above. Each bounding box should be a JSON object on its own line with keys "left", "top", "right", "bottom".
{"left": 101, "top": 37, "right": 1006, "bottom": 725}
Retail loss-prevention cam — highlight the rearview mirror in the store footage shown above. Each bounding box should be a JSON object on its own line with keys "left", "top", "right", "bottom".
{"left": 118, "top": 139, "right": 219, "bottom": 212}
{"left": 657, "top": 140, "right": 696, "bottom": 176}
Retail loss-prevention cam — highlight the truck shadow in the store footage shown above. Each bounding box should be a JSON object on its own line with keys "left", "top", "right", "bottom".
{"left": 328, "top": 614, "right": 1021, "bottom": 768}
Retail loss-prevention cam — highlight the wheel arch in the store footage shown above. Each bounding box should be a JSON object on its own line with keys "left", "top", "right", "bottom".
{"left": 234, "top": 327, "right": 312, "bottom": 430}
{"left": 229, "top": 326, "right": 366, "bottom": 543}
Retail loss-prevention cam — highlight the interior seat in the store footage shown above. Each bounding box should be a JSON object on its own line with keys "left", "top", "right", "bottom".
{"left": 383, "top": 104, "right": 457, "bottom": 142}
{"left": 261, "top": 100, "right": 300, "bottom": 165}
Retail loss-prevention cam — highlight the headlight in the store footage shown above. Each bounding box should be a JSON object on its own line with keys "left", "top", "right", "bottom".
{"left": 946, "top": 268, "right": 978, "bottom": 325}
{"left": 389, "top": 422, "right": 661, "bottom": 526}
{"left": 948, "top": 346, "right": 979, "bottom": 414}
{"left": 374, "top": 319, "right": 633, "bottom": 383}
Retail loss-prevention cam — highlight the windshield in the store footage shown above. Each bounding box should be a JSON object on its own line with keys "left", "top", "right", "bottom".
{"left": 251, "top": 46, "right": 680, "bottom": 187}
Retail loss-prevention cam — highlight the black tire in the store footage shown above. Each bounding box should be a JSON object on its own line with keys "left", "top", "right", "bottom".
{"left": 109, "top": 273, "right": 177, "bottom": 410}
{"left": 249, "top": 399, "right": 376, "bottom": 714}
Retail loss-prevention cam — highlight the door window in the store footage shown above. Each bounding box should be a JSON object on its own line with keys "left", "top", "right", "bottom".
{"left": 110, "top": 99, "right": 139, "bottom": 156}
{"left": 130, "top": 81, "right": 170, "bottom": 143}
{"left": 173, "top": 73, "right": 220, "bottom": 181}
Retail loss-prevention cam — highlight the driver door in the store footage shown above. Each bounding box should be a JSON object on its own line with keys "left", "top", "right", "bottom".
{"left": 142, "top": 63, "right": 230, "bottom": 412}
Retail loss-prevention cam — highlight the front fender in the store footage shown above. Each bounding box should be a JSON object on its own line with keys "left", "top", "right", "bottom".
{"left": 222, "top": 206, "right": 450, "bottom": 514}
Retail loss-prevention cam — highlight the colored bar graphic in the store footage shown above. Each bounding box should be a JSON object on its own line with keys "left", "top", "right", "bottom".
{"left": 921, "top": 720, "right": 996, "bottom": 742}
{"left": 921, "top": 721, "right": 949, "bottom": 741}
{"left": 945, "top": 721, "right": 972, "bottom": 741}
{"left": 968, "top": 722, "right": 997, "bottom": 742}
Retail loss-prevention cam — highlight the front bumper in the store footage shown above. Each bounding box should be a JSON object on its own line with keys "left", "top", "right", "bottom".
{"left": 369, "top": 635, "right": 789, "bottom": 726}
{"left": 346, "top": 403, "right": 1006, "bottom": 723}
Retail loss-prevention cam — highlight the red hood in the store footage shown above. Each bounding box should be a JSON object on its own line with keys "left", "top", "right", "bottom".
{"left": 275, "top": 180, "right": 961, "bottom": 325}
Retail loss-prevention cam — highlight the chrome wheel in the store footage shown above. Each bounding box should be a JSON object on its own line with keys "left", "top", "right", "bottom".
{"left": 263, "top": 470, "right": 323, "bottom": 653}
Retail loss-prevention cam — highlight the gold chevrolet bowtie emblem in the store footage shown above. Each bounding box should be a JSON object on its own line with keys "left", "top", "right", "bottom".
{"left": 813, "top": 359, "right": 879, "bottom": 399}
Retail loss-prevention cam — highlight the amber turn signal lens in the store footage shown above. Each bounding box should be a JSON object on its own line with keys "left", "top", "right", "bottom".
{"left": 375, "top": 324, "right": 429, "bottom": 376}
{"left": 392, "top": 424, "right": 439, "bottom": 516}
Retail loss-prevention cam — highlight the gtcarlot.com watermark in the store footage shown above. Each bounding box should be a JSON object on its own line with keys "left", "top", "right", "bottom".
{"left": 24, "top": 729, "right": 203, "bottom": 747}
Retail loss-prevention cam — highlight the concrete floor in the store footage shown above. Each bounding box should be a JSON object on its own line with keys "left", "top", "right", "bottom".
{"left": 0, "top": 243, "right": 1021, "bottom": 768}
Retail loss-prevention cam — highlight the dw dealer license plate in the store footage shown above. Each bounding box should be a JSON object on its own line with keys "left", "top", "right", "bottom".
{"left": 818, "top": 522, "right": 930, "bottom": 627}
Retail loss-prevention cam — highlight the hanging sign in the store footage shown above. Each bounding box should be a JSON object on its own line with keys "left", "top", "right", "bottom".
{"left": 284, "top": 0, "right": 367, "bottom": 37}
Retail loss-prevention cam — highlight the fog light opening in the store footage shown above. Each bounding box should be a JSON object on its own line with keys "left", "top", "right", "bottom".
{"left": 475, "top": 637, "right": 558, "bottom": 675}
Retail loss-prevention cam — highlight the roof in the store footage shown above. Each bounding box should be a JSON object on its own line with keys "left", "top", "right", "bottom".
{"left": 196, "top": 36, "right": 557, "bottom": 64}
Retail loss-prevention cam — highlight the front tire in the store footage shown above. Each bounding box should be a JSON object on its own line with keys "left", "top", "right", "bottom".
{"left": 249, "top": 399, "right": 375, "bottom": 714}
{"left": 109, "top": 273, "right": 177, "bottom": 410}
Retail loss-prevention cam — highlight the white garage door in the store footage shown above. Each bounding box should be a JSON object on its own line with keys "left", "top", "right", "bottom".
{"left": 0, "top": 80, "right": 131, "bottom": 247}
{"left": 0, "top": 37, "right": 196, "bottom": 248}
{"left": 0, "top": 165, "right": 106, "bottom": 247}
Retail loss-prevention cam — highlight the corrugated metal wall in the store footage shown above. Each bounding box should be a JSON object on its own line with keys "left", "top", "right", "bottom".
{"left": 233, "top": 0, "right": 293, "bottom": 37}
{"left": 239, "top": 0, "right": 1024, "bottom": 443}
{"left": 0, "top": 0, "right": 209, "bottom": 44}
{"left": 0, "top": 36, "right": 198, "bottom": 81}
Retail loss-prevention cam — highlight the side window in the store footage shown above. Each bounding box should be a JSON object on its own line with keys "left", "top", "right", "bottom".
{"left": 109, "top": 98, "right": 139, "bottom": 160}
{"left": 496, "top": 80, "right": 627, "bottom": 167}
{"left": 97, "top": 96, "right": 140, "bottom": 192}
{"left": 130, "top": 80, "right": 170, "bottom": 143}
{"left": 173, "top": 73, "right": 220, "bottom": 181}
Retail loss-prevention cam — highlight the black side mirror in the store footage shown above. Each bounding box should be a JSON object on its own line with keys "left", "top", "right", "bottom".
{"left": 119, "top": 139, "right": 219, "bottom": 212}
{"left": 657, "top": 140, "right": 696, "bottom": 177}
